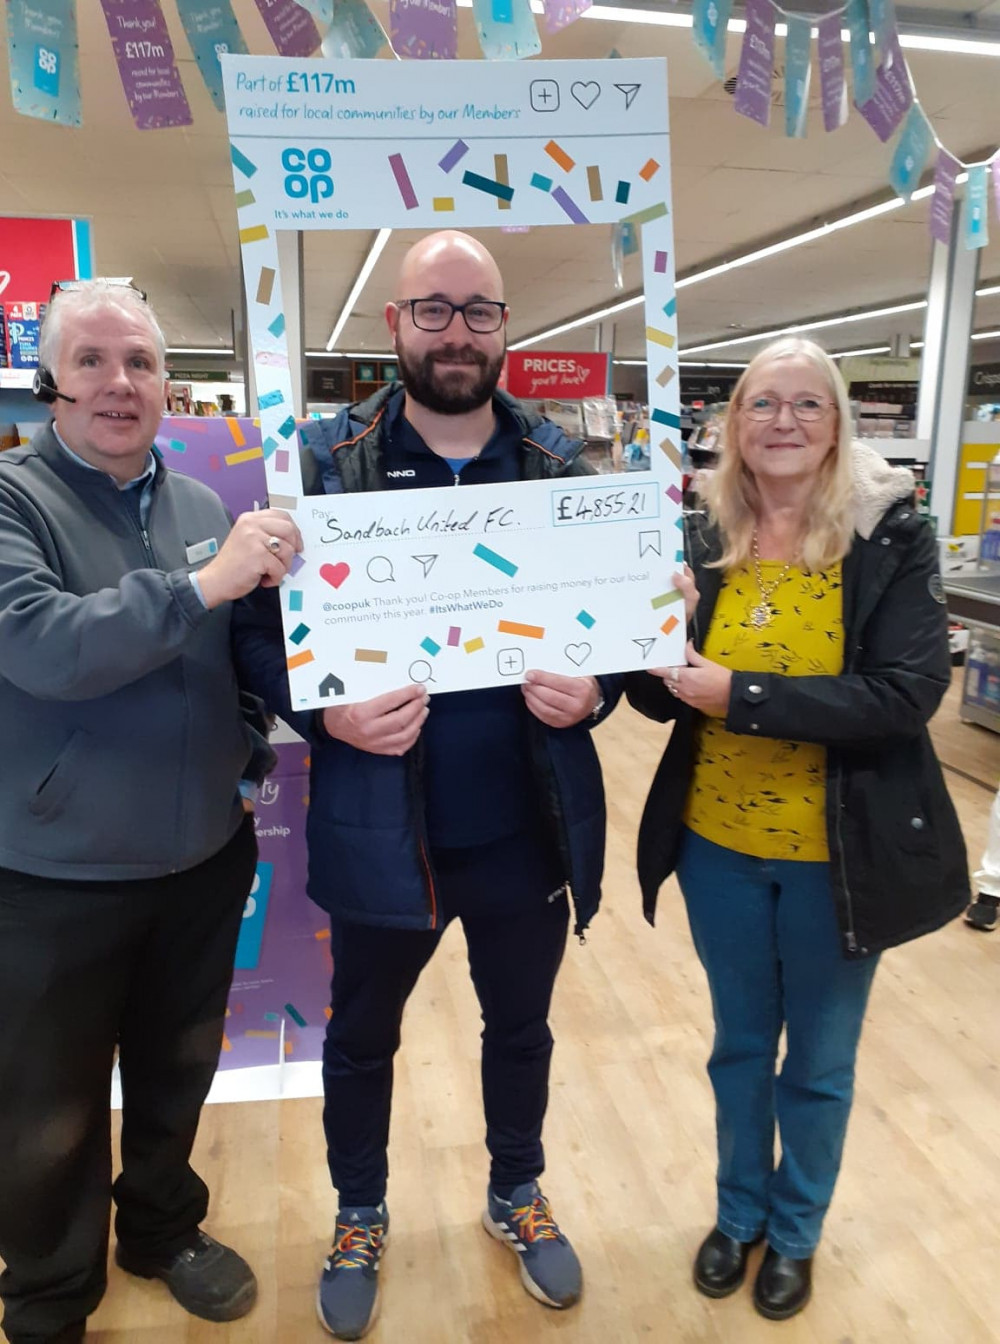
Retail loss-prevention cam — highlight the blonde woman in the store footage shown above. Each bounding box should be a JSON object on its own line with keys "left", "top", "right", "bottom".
{"left": 627, "top": 338, "right": 968, "bottom": 1320}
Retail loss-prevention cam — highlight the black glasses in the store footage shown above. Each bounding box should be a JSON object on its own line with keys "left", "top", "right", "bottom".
{"left": 398, "top": 297, "right": 507, "bottom": 334}
{"left": 50, "top": 278, "right": 148, "bottom": 302}
{"left": 740, "top": 395, "right": 834, "bottom": 423}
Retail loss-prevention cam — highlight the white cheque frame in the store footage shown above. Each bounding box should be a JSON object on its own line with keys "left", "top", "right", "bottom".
{"left": 288, "top": 473, "right": 683, "bottom": 706}
{"left": 220, "top": 53, "right": 685, "bottom": 690}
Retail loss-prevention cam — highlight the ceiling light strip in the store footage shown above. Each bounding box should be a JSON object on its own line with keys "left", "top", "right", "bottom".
{"left": 325, "top": 228, "right": 393, "bottom": 352}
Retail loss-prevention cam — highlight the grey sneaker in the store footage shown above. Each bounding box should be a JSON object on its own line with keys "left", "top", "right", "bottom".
{"left": 482, "top": 1181, "right": 582, "bottom": 1308}
{"left": 115, "top": 1230, "right": 256, "bottom": 1322}
{"left": 316, "top": 1203, "right": 388, "bottom": 1340}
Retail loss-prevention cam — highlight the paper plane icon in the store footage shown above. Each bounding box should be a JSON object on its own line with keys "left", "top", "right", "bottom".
{"left": 632, "top": 638, "right": 656, "bottom": 660}
{"left": 614, "top": 82, "right": 641, "bottom": 110}
{"left": 412, "top": 554, "right": 438, "bottom": 578}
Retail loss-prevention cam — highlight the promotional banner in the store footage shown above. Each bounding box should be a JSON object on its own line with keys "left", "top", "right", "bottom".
{"left": 505, "top": 350, "right": 610, "bottom": 400}
{"left": 845, "top": 0, "right": 875, "bottom": 107}
{"left": 692, "top": 0, "right": 732, "bottom": 80}
{"left": 965, "top": 165, "right": 990, "bottom": 251}
{"left": 388, "top": 0, "right": 458, "bottom": 59}
{"left": 817, "top": 11, "right": 847, "bottom": 133}
{"left": 254, "top": 0, "right": 321, "bottom": 57}
{"left": 541, "top": 0, "right": 591, "bottom": 35}
{"left": 471, "top": 0, "right": 541, "bottom": 60}
{"left": 176, "top": 0, "right": 248, "bottom": 112}
{"left": 6, "top": 0, "right": 82, "bottom": 126}
{"left": 0, "top": 216, "right": 92, "bottom": 376}
{"left": 99, "top": 0, "right": 193, "bottom": 129}
{"left": 286, "top": 473, "right": 680, "bottom": 707}
{"left": 928, "top": 148, "right": 961, "bottom": 246}
{"left": 783, "top": 15, "right": 811, "bottom": 139}
{"left": 157, "top": 417, "right": 326, "bottom": 1073}
{"left": 225, "top": 740, "right": 331, "bottom": 1072}
{"left": 888, "top": 103, "right": 933, "bottom": 202}
{"left": 733, "top": 0, "right": 774, "bottom": 128}
{"left": 855, "top": 30, "right": 911, "bottom": 143}
{"left": 221, "top": 53, "right": 682, "bottom": 689}
{"left": 320, "top": 0, "right": 387, "bottom": 59}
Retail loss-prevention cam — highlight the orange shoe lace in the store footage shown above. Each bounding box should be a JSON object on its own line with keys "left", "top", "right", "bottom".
{"left": 331, "top": 1219, "right": 385, "bottom": 1270}
{"left": 509, "top": 1193, "right": 561, "bottom": 1244}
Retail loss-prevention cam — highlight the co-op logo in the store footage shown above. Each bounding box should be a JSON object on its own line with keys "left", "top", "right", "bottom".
{"left": 282, "top": 147, "right": 333, "bottom": 203}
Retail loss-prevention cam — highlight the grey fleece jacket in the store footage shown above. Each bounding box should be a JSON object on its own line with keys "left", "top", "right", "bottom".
{"left": 0, "top": 423, "right": 257, "bottom": 880}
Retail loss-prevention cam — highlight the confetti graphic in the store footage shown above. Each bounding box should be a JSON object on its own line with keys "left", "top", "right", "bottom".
{"left": 498, "top": 619, "right": 545, "bottom": 639}
{"left": 439, "top": 139, "right": 469, "bottom": 172}
{"left": 256, "top": 267, "right": 275, "bottom": 304}
{"left": 474, "top": 543, "right": 518, "bottom": 577}
{"left": 464, "top": 636, "right": 485, "bottom": 653}
{"left": 639, "top": 158, "right": 660, "bottom": 181}
{"left": 586, "top": 166, "right": 603, "bottom": 201}
{"left": 389, "top": 152, "right": 419, "bottom": 208}
{"left": 230, "top": 143, "right": 257, "bottom": 177}
{"left": 654, "top": 250, "right": 668, "bottom": 273}
{"left": 531, "top": 172, "right": 553, "bottom": 192}
{"left": 551, "top": 187, "right": 589, "bottom": 225}
{"left": 544, "top": 140, "right": 575, "bottom": 172}
{"left": 462, "top": 170, "right": 515, "bottom": 202}
{"left": 355, "top": 648, "right": 389, "bottom": 662}
{"left": 239, "top": 223, "right": 268, "bottom": 244}
{"left": 615, "top": 180, "right": 631, "bottom": 204}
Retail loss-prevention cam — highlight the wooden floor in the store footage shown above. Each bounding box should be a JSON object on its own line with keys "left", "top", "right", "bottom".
{"left": 82, "top": 678, "right": 1000, "bottom": 1342}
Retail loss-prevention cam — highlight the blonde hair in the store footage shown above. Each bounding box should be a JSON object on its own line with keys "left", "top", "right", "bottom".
{"left": 701, "top": 337, "right": 855, "bottom": 573}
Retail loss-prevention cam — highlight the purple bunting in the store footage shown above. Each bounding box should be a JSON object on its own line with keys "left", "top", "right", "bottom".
{"left": 99, "top": 0, "right": 192, "bottom": 130}
{"left": 254, "top": 0, "right": 321, "bottom": 57}
{"left": 733, "top": 0, "right": 775, "bottom": 128}
{"left": 928, "top": 149, "right": 961, "bottom": 246}
{"left": 817, "top": 12, "right": 848, "bottom": 133}
{"left": 855, "top": 31, "right": 912, "bottom": 142}
{"left": 389, "top": 0, "right": 458, "bottom": 58}
{"left": 541, "top": 0, "right": 592, "bottom": 35}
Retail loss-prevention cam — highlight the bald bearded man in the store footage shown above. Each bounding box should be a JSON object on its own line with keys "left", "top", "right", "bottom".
{"left": 237, "top": 232, "right": 619, "bottom": 1339}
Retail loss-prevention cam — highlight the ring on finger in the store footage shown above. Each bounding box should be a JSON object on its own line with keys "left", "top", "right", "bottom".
{"left": 266, "top": 535, "right": 282, "bottom": 554}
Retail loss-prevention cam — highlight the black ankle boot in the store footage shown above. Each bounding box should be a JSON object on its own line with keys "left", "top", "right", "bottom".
{"left": 693, "top": 1227, "right": 763, "bottom": 1298}
{"left": 753, "top": 1244, "right": 813, "bottom": 1319}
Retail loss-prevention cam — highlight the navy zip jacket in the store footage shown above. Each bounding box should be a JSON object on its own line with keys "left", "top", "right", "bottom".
{"left": 235, "top": 385, "right": 621, "bottom": 936}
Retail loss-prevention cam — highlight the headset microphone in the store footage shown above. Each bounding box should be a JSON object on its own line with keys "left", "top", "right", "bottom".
{"left": 32, "top": 367, "right": 77, "bottom": 405}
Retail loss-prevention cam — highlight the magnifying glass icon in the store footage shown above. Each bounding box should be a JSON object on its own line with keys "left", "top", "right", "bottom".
{"left": 408, "top": 659, "right": 436, "bottom": 685}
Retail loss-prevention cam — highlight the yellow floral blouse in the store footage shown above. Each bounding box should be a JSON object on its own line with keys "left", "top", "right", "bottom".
{"left": 684, "top": 560, "right": 845, "bottom": 862}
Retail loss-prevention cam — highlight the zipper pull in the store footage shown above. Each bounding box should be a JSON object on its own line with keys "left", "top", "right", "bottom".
{"left": 844, "top": 931, "right": 858, "bottom": 954}
{"left": 454, "top": 473, "right": 461, "bottom": 487}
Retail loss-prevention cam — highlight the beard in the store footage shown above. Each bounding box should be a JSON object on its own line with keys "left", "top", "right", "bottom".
{"left": 395, "top": 336, "right": 505, "bottom": 415}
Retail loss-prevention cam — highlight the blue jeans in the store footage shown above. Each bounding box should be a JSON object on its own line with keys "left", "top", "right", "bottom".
{"left": 676, "top": 828, "right": 879, "bottom": 1258}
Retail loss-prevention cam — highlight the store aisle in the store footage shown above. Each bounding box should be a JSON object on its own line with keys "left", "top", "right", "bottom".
{"left": 88, "top": 685, "right": 1000, "bottom": 1344}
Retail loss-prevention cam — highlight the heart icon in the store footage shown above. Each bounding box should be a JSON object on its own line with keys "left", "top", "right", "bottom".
{"left": 564, "top": 642, "right": 592, "bottom": 667}
{"left": 320, "top": 562, "right": 350, "bottom": 589}
{"left": 570, "top": 81, "right": 601, "bottom": 110}
{"left": 0, "top": 271, "right": 9, "bottom": 296}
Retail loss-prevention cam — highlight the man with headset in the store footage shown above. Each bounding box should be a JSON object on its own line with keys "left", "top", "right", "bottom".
{"left": 0, "top": 279, "right": 301, "bottom": 1344}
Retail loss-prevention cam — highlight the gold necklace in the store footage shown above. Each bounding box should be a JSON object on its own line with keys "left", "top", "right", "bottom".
{"left": 749, "top": 530, "right": 796, "bottom": 629}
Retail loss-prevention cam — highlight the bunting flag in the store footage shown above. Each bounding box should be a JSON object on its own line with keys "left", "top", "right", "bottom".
{"left": 692, "top": 0, "right": 733, "bottom": 80}
{"left": 868, "top": 0, "right": 898, "bottom": 59}
{"left": 783, "top": 15, "right": 811, "bottom": 138}
{"left": 388, "top": 0, "right": 458, "bottom": 59}
{"left": 816, "top": 12, "right": 847, "bottom": 132}
{"left": 254, "top": 0, "right": 321, "bottom": 57}
{"left": 733, "top": 0, "right": 774, "bottom": 128}
{"left": 6, "top": 0, "right": 82, "bottom": 125}
{"left": 176, "top": 0, "right": 248, "bottom": 111}
{"left": 541, "top": 0, "right": 592, "bottom": 35}
{"left": 320, "top": 0, "right": 388, "bottom": 58}
{"left": 965, "top": 166, "right": 989, "bottom": 251}
{"left": 845, "top": 0, "right": 875, "bottom": 106}
{"left": 471, "top": 0, "right": 541, "bottom": 59}
{"left": 296, "top": 0, "right": 333, "bottom": 23}
{"left": 855, "top": 27, "right": 911, "bottom": 142}
{"left": 928, "top": 149, "right": 961, "bottom": 246}
{"left": 888, "top": 104, "right": 933, "bottom": 201}
{"left": 99, "top": 0, "right": 192, "bottom": 129}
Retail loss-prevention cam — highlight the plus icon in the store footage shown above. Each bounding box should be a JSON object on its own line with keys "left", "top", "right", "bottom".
{"left": 530, "top": 80, "right": 560, "bottom": 113}
{"left": 497, "top": 647, "right": 525, "bottom": 676}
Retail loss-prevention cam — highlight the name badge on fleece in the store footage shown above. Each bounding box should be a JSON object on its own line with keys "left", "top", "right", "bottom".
{"left": 186, "top": 538, "right": 219, "bottom": 565}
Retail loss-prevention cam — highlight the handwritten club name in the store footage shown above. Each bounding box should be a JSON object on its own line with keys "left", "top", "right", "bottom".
{"left": 318, "top": 506, "right": 516, "bottom": 543}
